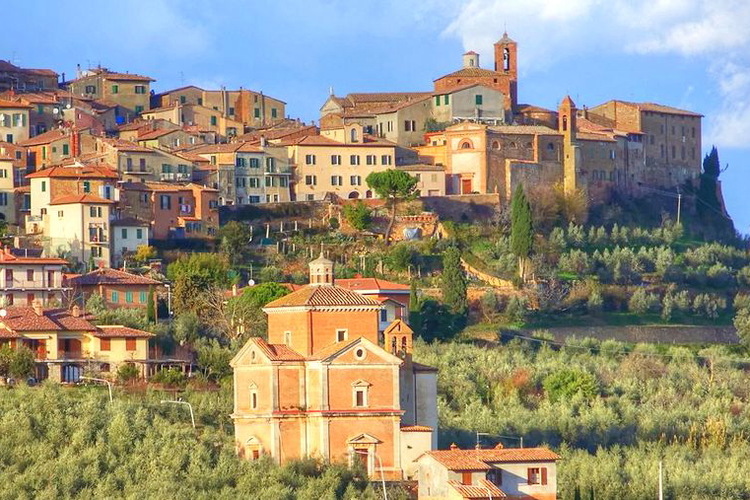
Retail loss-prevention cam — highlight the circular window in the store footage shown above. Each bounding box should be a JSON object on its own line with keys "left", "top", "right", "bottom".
{"left": 354, "top": 348, "right": 366, "bottom": 360}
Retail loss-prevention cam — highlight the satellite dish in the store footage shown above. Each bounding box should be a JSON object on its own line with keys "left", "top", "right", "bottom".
{"left": 0, "top": 309, "right": 7, "bottom": 317}
{"left": 247, "top": 279, "right": 256, "bottom": 286}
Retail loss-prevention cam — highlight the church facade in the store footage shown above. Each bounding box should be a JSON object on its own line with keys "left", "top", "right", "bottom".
{"left": 231, "top": 254, "right": 437, "bottom": 480}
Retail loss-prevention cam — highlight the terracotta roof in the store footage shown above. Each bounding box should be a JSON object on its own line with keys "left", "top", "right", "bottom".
{"left": 26, "top": 164, "right": 119, "bottom": 179}
{"left": 49, "top": 194, "right": 115, "bottom": 205}
{"left": 434, "top": 67, "right": 502, "bottom": 81}
{"left": 190, "top": 142, "right": 263, "bottom": 154}
{"left": 396, "top": 163, "right": 445, "bottom": 172}
{"left": 400, "top": 425, "right": 433, "bottom": 432}
{"left": 516, "top": 104, "right": 554, "bottom": 113}
{"left": 94, "top": 325, "right": 153, "bottom": 338}
{"left": 335, "top": 278, "right": 410, "bottom": 292}
{"left": 426, "top": 447, "right": 561, "bottom": 471}
{"left": 68, "top": 268, "right": 161, "bottom": 286}
{"left": 448, "top": 479, "right": 506, "bottom": 499}
{"left": 0, "top": 249, "right": 67, "bottom": 265}
{"left": 100, "top": 138, "right": 154, "bottom": 152}
{"left": 264, "top": 284, "right": 382, "bottom": 309}
{"left": 576, "top": 132, "right": 617, "bottom": 143}
{"left": 347, "top": 92, "right": 432, "bottom": 104}
{"left": 110, "top": 217, "right": 149, "bottom": 227}
{"left": 174, "top": 151, "right": 210, "bottom": 163}
{"left": 487, "top": 125, "right": 560, "bottom": 135}
{"left": 0, "top": 307, "right": 96, "bottom": 332}
{"left": 282, "top": 134, "right": 396, "bottom": 148}
{"left": 308, "top": 337, "right": 361, "bottom": 361}
{"left": 253, "top": 338, "right": 305, "bottom": 361}
{"left": 626, "top": 100, "right": 703, "bottom": 117}
{"left": 17, "top": 128, "right": 69, "bottom": 146}
{"left": 0, "top": 99, "right": 32, "bottom": 109}
{"left": 137, "top": 129, "right": 180, "bottom": 140}
{"left": 80, "top": 69, "right": 153, "bottom": 82}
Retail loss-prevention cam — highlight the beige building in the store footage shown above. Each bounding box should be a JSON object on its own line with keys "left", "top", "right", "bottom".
{"left": 153, "top": 86, "right": 286, "bottom": 128}
{"left": 0, "top": 99, "right": 31, "bottom": 144}
{"left": 94, "top": 137, "right": 195, "bottom": 183}
{"left": 0, "top": 303, "right": 153, "bottom": 383}
{"left": 396, "top": 164, "right": 446, "bottom": 197}
{"left": 0, "top": 248, "right": 69, "bottom": 306}
{"left": 142, "top": 102, "right": 244, "bottom": 140}
{"left": 67, "top": 68, "right": 154, "bottom": 116}
{"left": 416, "top": 444, "right": 560, "bottom": 500}
{"left": 431, "top": 84, "right": 506, "bottom": 126}
{"left": 285, "top": 131, "right": 400, "bottom": 200}
{"left": 190, "top": 142, "right": 292, "bottom": 205}
{"left": 0, "top": 154, "right": 17, "bottom": 224}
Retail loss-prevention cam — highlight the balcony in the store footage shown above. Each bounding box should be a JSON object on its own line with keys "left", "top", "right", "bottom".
{"left": 58, "top": 350, "right": 84, "bottom": 360}
{"left": 159, "top": 172, "right": 191, "bottom": 182}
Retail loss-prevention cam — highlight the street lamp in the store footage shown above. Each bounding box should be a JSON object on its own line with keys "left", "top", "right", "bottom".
{"left": 352, "top": 449, "right": 388, "bottom": 500}
{"left": 160, "top": 398, "right": 195, "bottom": 429}
{"left": 80, "top": 376, "right": 113, "bottom": 403}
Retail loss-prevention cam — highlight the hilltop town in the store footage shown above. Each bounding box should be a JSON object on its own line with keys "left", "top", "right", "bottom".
{"left": 0, "top": 31, "right": 748, "bottom": 500}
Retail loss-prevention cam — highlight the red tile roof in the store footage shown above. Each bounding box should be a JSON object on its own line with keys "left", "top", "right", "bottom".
{"left": 253, "top": 338, "right": 305, "bottom": 361}
{"left": 0, "top": 307, "right": 96, "bottom": 332}
{"left": 434, "top": 67, "right": 503, "bottom": 81}
{"left": 136, "top": 129, "right": 181, "bottom": 140}
{"left": 26, "top": 164, "right": 119, "bottom": 179}
{"left": 400, "top": 425, "right": 433, "bottom": 432}
{"left": 17, "top": 128, "right": 69, "bottom": 147}
{"left": 83, "top": 69, "right": 154, "bottom": 82}
{"left": 264, "top": 284, "right": 382, "bottom": 308}
{"left": 94, "top": 325, "right": 153, "bottom": 338}
{"left": 426, "top": 447, "right": 561, "bottom": 471}
{"left": 448, "top": 479, "right": 506, "bottom": 499}
{"left": 68, "top": 268, "right": 162, "bottom": 286}
{"left": 49, "top": 194, "right": 115, "bottom": 205}
{"left": 335, "top": 278, "right": 410, "bottom": 292}
{"left": 100, "top": 138, "right": 154, "bottom": 152}
{"left": 0, "top": 249, "right": 67, "bottom": 265}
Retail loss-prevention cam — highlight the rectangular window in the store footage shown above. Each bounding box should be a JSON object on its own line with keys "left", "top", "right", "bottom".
{"left": 254, "top": 108, "right": 260, "bottom": 118}
{"left": 475, "top": 94, "right": 483, "bottom": 105}
{"left": 527, "top": 468, "right": 546, "bottom": 485}
{"left": 111, "top": 291, "right": 119, "bottom": 302}
{"left": 121, "top": 228, "right": 128, "bottom": 239}
{"left": 125, "top": 338, "right": 136, "bottom": 351}
{"left": 100, "top": 338, "right": 111, "bottom": 351}
{"left": 228, "top": 107, "right": 235, "bottom": 116}
{"left": 381, "top": 155, "right": 392, "bottom": 165}
{"left": 41, "top": 180, "right": 46, "bottom": 192}
{"left": 265, "top": 176, "right": 273, "bottom": 187}
{"left": 26, "top": 269, "right": 34, "bottom": 281}
{"left": 0, "top": 193, "right": 7, "bottom": 206}
{"left": 366, "top": 155, "right": 376, "bottom": 165}
{"left": 380, "top": 309, "right": 388, "bottom": 322}
{"left": 85, "top": 85, "right": 96, "bottom": 94}
{"left": 62, "top": 143, "right": 69, "bottom": 156}
{"left": 249, "top": 158, "right": 260, "bottom": 168}
{"left": 331, "top": 155, "right": 341, "bottom": 165}
{"left": 337, "top": 329, "right": 348, "bottom": 342}
{"left": 279, "top": 177, "right": 288, "bottom": 187}
{"left": 434, "top": 96, "right": 440, "bottom": 106}
{"left": 444, "top": 94, "right": 450, "bottom": 105}
{"left": 160, "top": 195, "right": 171, "bottom": 210}
{"left": 355, "top": 389, "right": 365, "bottom": 407}
{"left": 331, "top": 175, "right": 342, "bottom": 186}
{"left": 350, "top": 155, "right": 360, "bottom": 165}
{"left": 125, "top": 291, "right": 133, "bottom": 303}
{"left": 83, "top": 181, "right": 91, "bottom": 193}
{"left": 134, "top": 105, "right": 144, "bottom": 114}
{"left": 210, "top": 116, "right": 217, "bottom": 126}
{"left": 462, "top": 472, "right": 472, "bottom": 485}
{"left": 111, "top": 84, "right": 119, "bottom": 94}
{"left": 134, "top": 86, "right": 146, "bottom": 94}
{"left": 305, "top": 175, "right": 317, "bottom": 186}
{"left": 305, "top": 154, "right": 316, "bottom": 165}
{"left": 139, "top": 291, "right": 148, "bottom": 303}
{"left": 350, "top": 175, "right": 361, "bottom": 186}
{"left": 251, "top": 391, "right": 258, "bottom": 409}
{"left": 271, "top": 108, "right": 278, "bottom": 118}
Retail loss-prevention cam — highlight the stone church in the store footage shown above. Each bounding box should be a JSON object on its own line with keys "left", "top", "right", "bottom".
{"left": 231, "top": 254, "right": 437, "bottom": 480}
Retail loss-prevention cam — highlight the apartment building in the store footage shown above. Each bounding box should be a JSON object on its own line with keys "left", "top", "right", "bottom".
{"left": 0, "top": 99, "right": 31, "bottom": 144}
{"left": 0, "top": 60, "right": 58, "bottom": 92}
{"left": 67, "top": 67, "right": 154, "bottom": 116}
{"left": 67, "top": 268, "right": 161, "bottom": 310}
{"left": 0, "top": 247, "right": 69, "bottom": 306}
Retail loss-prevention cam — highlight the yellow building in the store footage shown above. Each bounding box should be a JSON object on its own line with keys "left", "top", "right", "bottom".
{"left": 0, "top": 302, "right": 153, "bottom": 382}
{"left": 284, "top": 131, "right": 400, "bottom": 201}
{"left": 0, "top": 99, "right": 31, "bottom": 144}
{"left": 67, "top": 68, "right": 154, "bottom": 116}
{"left": 142, "top": 102, "right": 244, "bottom": 140}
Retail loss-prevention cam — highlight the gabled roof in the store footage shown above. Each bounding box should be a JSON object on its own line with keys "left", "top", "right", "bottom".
{"left": 136, "top": 129, "right": 183, "bottom": 140}
{"left": 94, "top": 325, "right": 153, "bottom": 338}
{"left": 79, "top": 69, "right": 154, "bottom": 82}
{"left": 49, "top": 194, "right": 115, "bottom": 205}
{"left": 434, "top": 67, "right": 503, "bottom": 82}
{"left": 26, "top": 164, "right": 119, "bottom": 179}
{"left": 308, "top": 336, "right": 403, "bottom": 364}
{"left": 17, "top": 128, "right": 69, "bottom": 147}
{"left": 68, "top": 268, "right": 162, "bottom": 286}
{"left": 190, "top": 142, "right": 263, "bottom": 154}
{"left": 100, "top": 138, "right": 154, "bottom": 152}
{"left": 0, "top": 99, "right": 32, "bottom": 109}
{"left": 0, "top": 307, "right": 96, "bottom": 332}
{"left": 594, "top": 100, "right": 703, "bottom": 117}
{"left": 264, "top": 284, "right": 382, "bottom": 309}
{"left": 253, "top": 338, "right": 306, "bottom": 361}
{"left": 424, "top": 447, "right": 561, "bottom": 471}
{"left": 335, "top": 277, "right": 410, "bottom": 293}
{"left": 0, "top": 248, "right": 67, "bottom": 265}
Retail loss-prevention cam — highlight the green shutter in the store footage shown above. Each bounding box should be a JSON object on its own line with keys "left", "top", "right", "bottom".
{"left": 445, "top": 95, "right": 450, "bottom": 105}
{"left": 111, "top": 291, "right": 119, "bottom": 302}
{"left": 475, "top": 94, "right": 483, "bottom": 105}
{"left": 126, "top": 292, "right": 133, "bottom": 303}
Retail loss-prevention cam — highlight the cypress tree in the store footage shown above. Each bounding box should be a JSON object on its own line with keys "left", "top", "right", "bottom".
{"left": 408, "top": 280, "right": 422, "bottom": 334}
{"left": 146, "top": 286, "right": 156, "bottom": 322}
{"left": 510, "top": 184, "right": 534, "bottom": 281}
{"left": 441, "top": 246, "right": 467, "bottom": 316}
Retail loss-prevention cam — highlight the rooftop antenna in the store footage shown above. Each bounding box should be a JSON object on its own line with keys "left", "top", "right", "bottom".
{"left": 329, "top": 86, "right": 334, "bottom": 96}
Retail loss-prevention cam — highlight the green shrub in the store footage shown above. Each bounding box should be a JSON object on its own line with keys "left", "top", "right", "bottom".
{"left": 150, "top": 368, "right": 187, "bottom": 387}
{"left": 117, "top": 363, "right": 140, "bottom": 383}
{"left": 542, "top": 368, "right": 599, "bottom": 402}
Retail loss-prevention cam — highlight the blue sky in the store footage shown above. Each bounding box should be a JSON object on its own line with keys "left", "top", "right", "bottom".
{"left": 4, "top": 0, "right": 749, "bottom": 234}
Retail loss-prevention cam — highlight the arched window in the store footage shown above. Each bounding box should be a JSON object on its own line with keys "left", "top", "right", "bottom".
{"left": 459, "top": 139, "right": 473, "bottom": 149}
{"left": 547, "top": 142, "right": 555, "bottom": 151}
{"left": 510, "top": 142, "right": 517, "bottom": 148}
{"left": 365, "top": 190, "right": 373, "bottom": 199}
{"left": 562, "top": 116, "right": 568, "bottom": 131}
{"left": 350, "top": 128, "right": 358, "bottom": 143}
{"left": 391, "top": 337, "right": 397, "bottom": 354}
{"left": 401, "top": 336, "right": 407, "bottom": 352}
{"left": 503, "top": 48, "right": 510, "bottom": 71}
{"left": 491, "top": 141, "right": 500, "bottom": 150}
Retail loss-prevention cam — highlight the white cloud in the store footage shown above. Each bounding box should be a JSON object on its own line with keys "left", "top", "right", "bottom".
{"left": 442, "top": 0, "right": 750, "bottom": 148}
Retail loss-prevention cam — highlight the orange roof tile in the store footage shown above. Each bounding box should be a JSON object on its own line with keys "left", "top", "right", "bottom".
{"left": 0, "top": 307, "right": 96, "bottom": 332}
{"left": 0, "top": 249, "right": 67, "bottom": 265}
{"left": 264, "top": 284, "right": 382, "bottom": 308}
{"left": 335, "top": 277, "right": 410, "bottom": 292}
{"left": 400, "top": 425, "right": 433, "bottom": 432}
{"left": 26, "top": 164, "right": 119, "bottom": 179}
{"left": 426, "top": 447, "right": 561, "bottom": 471}
{"left": 94, "top": 325, "right": 153, "bottom": 338}
{"left": 434, "top": 67, "right": 503, "bottom": 81}
{"left": 49, "top": 194, "right": 115, "bottom": 205}
{"left": 17, "top": 128, "right": 69, "bottom": 147}
{"left": 68, "top": 268, "right": 161, "bottom": 286}
{"left": 448, "top": 479, "right": 506, "bottom": 499}
{"left": 253, "top": 338, "right": 305, "bottom": 361}
{"left": 0, "top": 99, "right": 32, "bottom": 109}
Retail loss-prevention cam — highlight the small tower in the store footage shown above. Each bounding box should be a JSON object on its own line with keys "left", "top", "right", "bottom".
{"left": 493, "top": 32, "right": 518, "bottom": 112}
{"left": 309, "top": 252, "right": 334, "bottom": 286}
{"left": 383, "top": 319, "right": 413, "bottom": 359}
{"left": 558, "top": 95, "right": 580, "bottom": 195}
{"left": 462, "top": 51, "right": 480, "bottom": 68}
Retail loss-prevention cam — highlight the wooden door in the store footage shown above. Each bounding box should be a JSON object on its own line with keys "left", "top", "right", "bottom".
{"left": 461, "top": 178, "right": 472, "bottom": 194}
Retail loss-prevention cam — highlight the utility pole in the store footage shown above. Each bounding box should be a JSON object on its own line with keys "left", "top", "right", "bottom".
{"left": 658, "top": 460, "right": 664, "bottom": 500}
{"left": 676, "top": 192, "right": 682, "bottom": 225}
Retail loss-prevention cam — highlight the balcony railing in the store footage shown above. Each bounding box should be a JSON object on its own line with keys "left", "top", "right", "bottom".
{"left": 0, "top": 279, "right": 67, "bottom": 290}
{"left": 58, "top": 351, "right": 84, "bottom": 360}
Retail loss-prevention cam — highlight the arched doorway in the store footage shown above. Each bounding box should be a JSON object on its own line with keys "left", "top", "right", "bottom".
{"left": 348, "top": 191, "right": 360, "bottom": 199}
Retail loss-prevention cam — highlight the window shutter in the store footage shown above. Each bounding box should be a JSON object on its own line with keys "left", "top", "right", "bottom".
{"left": 541, "top": 468, "right": 548, "bottom": 485}
{"left": 527, "top": 468, "right": 532, "bottom": 484}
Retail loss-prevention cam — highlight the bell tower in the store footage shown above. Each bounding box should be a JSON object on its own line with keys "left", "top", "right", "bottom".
{"left": 309, "top": 252, "right": 334, "bottom": 286}
{"left": 558, "top": 95, "right": 580, "bottom": 195}
{"left": 383, "top": 319, "right": 413, "bottom": 359}
{"left": 493, "top": 32, "right": 518, "bottom": 112}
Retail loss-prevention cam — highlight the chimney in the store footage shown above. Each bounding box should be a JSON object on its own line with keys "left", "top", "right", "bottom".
{"left": 32, "top": 299, "right": 43, "bottom": 317}
{"left": 71, "top": 304, "right": 81, "bottom": 318}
